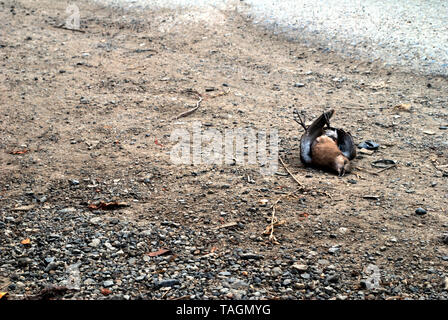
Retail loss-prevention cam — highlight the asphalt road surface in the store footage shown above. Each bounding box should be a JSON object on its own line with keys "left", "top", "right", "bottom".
{"left": 96, "top": 0, "right": 448, "bottom": 75}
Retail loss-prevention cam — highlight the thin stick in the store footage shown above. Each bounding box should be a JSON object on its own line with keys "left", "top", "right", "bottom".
{"left": 172, "top": 94, "right": 203, "bottom": 120}
{"left": 126, "top": 65, "right": 147, "bottom": 71}
{"left": 293, "top": 109, "right": 307, "bottom": 130}
{"left": 269, "top": 197, "right": 282, "bottom": 243}
{"left": 53, "top": 24, "right": 86, "bottom": 33}
{"left": 430, "top": 159, "right": 448, "bottom": 174}
{"left": 0, "top": 282, "right": 10, "bottom": 290}
{"left": 169, "top": 295, "right": 191, "bottom": 300}
{"left": 279, "top": 157, "right": 303, "bottom": 187}
{"left": 267, "top": 191, "right": 294, "bottom": 243}
{"left": 213, "top": 221, "right": 238, "bottom": 230}
{"left": 355, "top": 166, "right": 379, "bottom": 176}
{"left": 161, "top": 288, "right": 171, "bottom": 299}
{"left": 320, "top": 190, "right": 333, "bottom": 200}
{"left": 376, "top": 164, "right": 397, "bottom": 173}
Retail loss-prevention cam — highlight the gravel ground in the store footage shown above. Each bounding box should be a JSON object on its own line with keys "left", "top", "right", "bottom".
{"left": 95, "top": 0, "right": 448, "bottom": 76}
{"left": 1, "top": 0, "right": 448, "bottom": 301}
{"left": 3, "top": 193, "right": 446, "bottom": 300}
{"left": 0, "top": 200, "right": 386, "bottom": 300}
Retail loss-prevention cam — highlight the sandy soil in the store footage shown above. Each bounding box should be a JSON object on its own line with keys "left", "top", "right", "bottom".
{"left": 0, "top": 0, "right": 448, "bottom": 299}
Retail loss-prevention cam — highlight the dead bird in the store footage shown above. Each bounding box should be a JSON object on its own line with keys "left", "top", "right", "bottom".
{"left": 294, "top": 109, "right": 356, "bottom": 176}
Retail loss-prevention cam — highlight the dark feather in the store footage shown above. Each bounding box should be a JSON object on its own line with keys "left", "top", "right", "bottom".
{"left": 297, "top": 109, "right": 356, "bottom": 168}
{"left": 299, "top": 109, "right": 335, "bottom": 164}
{"left": 336, "top": 128, "right": 356, "bottom": 160}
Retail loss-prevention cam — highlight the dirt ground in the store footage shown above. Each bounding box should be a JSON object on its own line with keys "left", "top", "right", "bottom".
{"left": 0, "top": 0, "right": 447, "bottom": 299}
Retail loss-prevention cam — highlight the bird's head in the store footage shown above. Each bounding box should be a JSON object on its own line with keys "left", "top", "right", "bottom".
{"left": 334, "top": 154, "right": 351, "bottom": 176}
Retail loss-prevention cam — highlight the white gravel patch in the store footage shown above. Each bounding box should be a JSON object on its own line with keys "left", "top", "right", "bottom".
{"left": 93, "top": 0, "right": 448, "bottom": 75}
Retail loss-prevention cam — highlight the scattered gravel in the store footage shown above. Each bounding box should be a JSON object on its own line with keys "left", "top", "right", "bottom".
{"left": 2, "top": 0, "right": 448, "bottom": 301}
{"left": 2, "top": 199, "right": 447, "bottom": 300}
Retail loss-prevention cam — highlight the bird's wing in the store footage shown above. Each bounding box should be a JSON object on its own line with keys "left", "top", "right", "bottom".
{"left": 300, "top": 109, "right": 335, "bottom": 164}
{"left": 336, "top": 128, "right": 356, "bottom": 160}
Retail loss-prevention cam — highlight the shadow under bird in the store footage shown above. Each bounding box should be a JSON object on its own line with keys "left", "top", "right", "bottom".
{"left": 294, "top": 109, "right": 356, "bottom": 176}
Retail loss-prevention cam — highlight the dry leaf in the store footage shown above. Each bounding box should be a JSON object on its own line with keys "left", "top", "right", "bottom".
{"left": 369, "top": 81, "right": 386, "bottom": 89}
{"left": 213, "top": 221, "right": 237, "bottom": 230}
{"left": 298, "top": 212, "right": 309, "bottom": 219}
{"left": 393, "top": 103, "right": 412, "bottom": 112}
{"left": 154, "top": 139, "right": 164, "bottom": 147}
{"left": 100, "top": 288, "right": 111, "bottom": 296}
{"left": 88, "top": 201, "right": 129, "bottom": 210}
{"left": 13, "top": 204, "right": 35, "bottom": 211}
{"left": 21, "top": 238, "right": 31, "bottom": 245}
{"left": 9, "top": 149, "right": 29, "bottom": 155}
{"left": 26, "top": 286, "right": 69, "bottom": 300}
{"left": 0, "top": 292, "right": 8, "bottom": 300}
{"left": 359, "top": 148, "right": 375, "bottom": 155}
{"left": 263, "top": 220, "right": 286, "bottom": 235}
{"left": 147, "top": 248, "right": 171, "bottom": 257}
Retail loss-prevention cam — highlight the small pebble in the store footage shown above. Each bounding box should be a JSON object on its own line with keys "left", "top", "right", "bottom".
{"left": 69, "top": 179, "right": 80, "bottom": 186}
{"left": 328, "top": 246, "right": 340, "bottom": 254}
{"left": 103, "top": 280, "right": 114, "bottom": 288}
{"left": 415, "top": 208, "right": 427, "bottom": 216}
{"left": 158, "top": 279, "right": 180, "bottom": 288}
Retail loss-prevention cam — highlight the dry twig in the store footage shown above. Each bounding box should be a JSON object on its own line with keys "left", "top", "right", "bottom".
{"left": 161, "top": 288, "right": 171, "bottom": 299}
{"left": 355, "top": 166, "right": 379, "bottom": 176}
{"left": 53, "top": 23, "right": 86, "bottom": 33}
{"left": 213, "top": 221, "right": 238, "bottom": 230}
{"left": 172, "top": 94, "right": 203, "bottom": 120}
{"left": 430, "top": 158, "right": 448, "bottom": 175}
{"left": 279, "top": 157, "right": 303, "bottom": 187}
{"left": 265, "top": 192, "right": 294, "bottom": 244}
{"left": 376, "top": 163, "right": 397, "bottom": 173}
{"left": 169, "top": 295, "right": 191, "bottom": 300}
{"left": 268, "top": 197, "right": 282, "bottom": 243}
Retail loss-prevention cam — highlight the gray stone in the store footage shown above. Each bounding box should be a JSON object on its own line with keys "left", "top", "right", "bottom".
{"left": 271, "top": 267, "right": 282, "bottom": 276}
{"left": 283, "top": 279, "right": 292, "bottom": 286}
{"left": 415, "top": 208, "right": 427, "bottom": 215}
{"left": 328, "top": 246, "right": 340, "bottom": 254}
{"left": 69, "top": 179, "right": 80, "bottom": 186}
{"left": 103, "top": 280, "right": 114, "bottom": 287}
{"left": 89, "top": 238, "right": 101, "bottom": 247}
{"left": 240, "top": 253, "right": 263, "bottom": 260}
{"left": 158, "top": 279, "right": 180, "bottom": 288}
{"left": 301, "top": 273, "right": 311, "bottom": 280}
{"left": 292, "top": 264, "right": 308, "bottom": 272}
{"left": 90, "top": 217, "right": 102, "bottom": 224}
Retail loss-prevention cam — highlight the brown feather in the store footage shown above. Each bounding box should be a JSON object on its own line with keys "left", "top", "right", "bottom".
{"left": 311, "top": 136, "right": 349, "bottom": 174}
